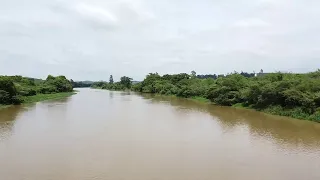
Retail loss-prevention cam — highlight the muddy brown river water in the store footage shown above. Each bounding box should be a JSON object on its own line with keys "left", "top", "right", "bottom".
{"left": 0, "top": 88, "right": 320, "bottom": 180}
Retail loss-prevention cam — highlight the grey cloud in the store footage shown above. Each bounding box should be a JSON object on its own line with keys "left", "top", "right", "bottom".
{"left": 0, "top": 0, "right": 319, "bottom": 81}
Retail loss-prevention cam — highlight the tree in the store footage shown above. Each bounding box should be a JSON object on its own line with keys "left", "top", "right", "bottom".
{"left": 120, "top": 76, "right": 132, "bottom": 89}
{"left": 39, "top": 75, "right": 73, "bottom": 93}
{"left": 46, "top": 75, "right": 55, "bottom": 81}
{"left": 191, "top": 70, "right": 197, "bottom": 78}
{"left": 0, "top": 77, "right": 19, "bottom": 104}
{"left": 70, "top": 79, "right": 75, "bottom": 87}
{"left": 109, "top": 75, "right": 114, "bottom": 84}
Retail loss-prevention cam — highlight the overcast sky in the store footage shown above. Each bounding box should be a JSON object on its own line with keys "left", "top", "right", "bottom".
{"left": 0, "top": 0, "right": 319, "bottom": 81}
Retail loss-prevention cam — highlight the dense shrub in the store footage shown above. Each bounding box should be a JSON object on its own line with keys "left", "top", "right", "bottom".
{"left": 0, "top": 75, "right": 73, "bottom": 106}
{"left": 0, "top": 77, "right": 21, "bottom": 104}
{"left": 92, "top": 76, "right": 133, "bottom": 91}
{"left": 38, "top": 85, "right": 58, "bottom": 94}
{"left": 44, "top": 75, "right": 73, "bottom": 92}
{"left": 18, "top": 87, "right": 37, "bottom": 96}
{"left": 0, "top": 90, "right": 11, "bottom": 104}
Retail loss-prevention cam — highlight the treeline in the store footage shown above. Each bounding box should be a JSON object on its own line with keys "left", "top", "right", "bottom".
{"left": 129, "top": 70, "right": 320, "bottom": 122}
{"left": 0, "top": 75, "right": 73, "bottom": 105}
{"left": 71, "top": 80, "right": 93, "bottom": 88}
{"left": 196, "top": 71, "right": 255, "bottom": 79}
{"left": 91, "top": 75, "right": 132, "bottom": 90}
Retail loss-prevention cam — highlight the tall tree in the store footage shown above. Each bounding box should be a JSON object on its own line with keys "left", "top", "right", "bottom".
{"left": 120, "top": 76, "right": 132, "bottom": 89}
{"left": 109, "top": 75, "right": 114, "bottom": 84}
{"left": 191, "top": 70, "right": 197, "bottom": 78}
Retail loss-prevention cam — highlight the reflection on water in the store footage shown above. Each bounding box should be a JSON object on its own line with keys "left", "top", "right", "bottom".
{"left": 141, "top": 94, "right": 320, "bottom": 150}
{"left": 109, "top": 91, "right": 114, "bottom": 99}
{"left": 40, "top": 96, "right": 72, "bottom": 106}
{"left": 0, "top": 106, "right": 25, "bottom": 142}
{"left": 0, "top": 97, "right": 72, "bottom": 143}
{"left": 0, "top": 106, "right": 26, "bottom": 123}
{"left": 0, "top": 89, "right": 320, "bottom": 180}
{"left": 120, "top": 91, "right": 131, "bottom": 96}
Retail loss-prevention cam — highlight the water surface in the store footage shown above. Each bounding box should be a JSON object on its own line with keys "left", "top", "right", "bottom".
{"left": 0, "top": 88, "right": 320, "bottom": 180}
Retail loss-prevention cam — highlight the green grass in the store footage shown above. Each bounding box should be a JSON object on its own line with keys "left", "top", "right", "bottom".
{"left": 232, "top": 103, "right": 245, "bottom": 108}
{"left": 0, "top": 92, "right": 76, "bottom": 110}
{"left": 150, "top": 94, "right": 211, "bottom": 103}
{"left": 262, "top": 106, "right": 320, "bottom": 122}
{"left": 231, "top": 103, "right": 320, "bottom": 122}
{"left": 22, "top": 92, "right": 76, "bottom": 104}
{"left": 189, "top": 96, "right": 211, "bottom": 103}
{"left": 0, "top": 105, "right": 11, "bottom": 110}
{"left": 232, "top": 103, "right": 253, "bottom": 109}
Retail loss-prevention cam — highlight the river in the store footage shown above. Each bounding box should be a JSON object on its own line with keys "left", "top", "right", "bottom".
{"left": 0, "top": 88, "right": 320, "bottom": 180}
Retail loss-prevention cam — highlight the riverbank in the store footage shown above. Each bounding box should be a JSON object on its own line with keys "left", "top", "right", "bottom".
{"left": 0, "top": 92, "right": 76, "bottom": 110}
{"left": 1, "top": 74, "right": 75, "bottom": 110}
{"left": 129, "top": 72, "right": 320, "bottom": 123}
{"left": 232, "top": 103, "right": 320, "bottom": 123}
{"left": 140, "top": 92, "right": 320, "bottom": 123}
{"left": 92, "top": 87, "right": 320, "bottom": 122}
{"left": 0, "top": 105, "right": 11, "bottom": 110}
{"left": 22, "top": 92, "right": 77, "bottom": 104}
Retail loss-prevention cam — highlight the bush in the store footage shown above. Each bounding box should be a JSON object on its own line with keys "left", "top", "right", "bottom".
{"left": 0, "top": 75, "right": 73, "bottom": 106}
{"left": 0, "top": 77, "right": 21, "bottom": 105}
{"left": 0, "top": 77, "right": 17, "bottom": 97}
{"left": 38, "top": 85, "right": 58, "bottom": 94}
{"left": 0, "top": 90, "right": 11, "bottom": 104}
{"left": 308, "top": 111, "right": 320, "bottom": 122}
{"left": 18, "top": 87, "right": 37, "bottom": 96}
{"left": 11, "top": 95, "right": 24, "bottom": 105}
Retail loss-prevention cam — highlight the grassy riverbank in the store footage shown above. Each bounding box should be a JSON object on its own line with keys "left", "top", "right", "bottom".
{"left": 143, "top": 93, "right": 320, "bottom": 122}
{"left": 156, "top": 94, "right": 320, "bottom": 122}
{"left": 1, "top": 75, "right": 75, "bottom": 109}
{"left": 0, "top": 105, "right": 11, "bottom": 110}
{"left": 22, "top": 92, "right": 76, "bottom": 104}
{"left": 148, "top": 93, "right": 320, "bottom": 122}
{"left": 232, "top": 103, "right": 320, "bottom": 122}
{"left": 0, "top": 92, "right": 76, "bottom": 110}
{"left": 190, "top": 96, "right": 211, "bottom": 103}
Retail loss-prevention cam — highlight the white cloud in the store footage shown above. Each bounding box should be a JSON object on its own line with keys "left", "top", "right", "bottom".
{"left": 233, "top": 18, "right": 270, "bottom": 27}
{"left": 0, "top": 0, "right": 319, "bottom": 81}
{"left": 74, "top": 3, "right": 118, "bottom": 26}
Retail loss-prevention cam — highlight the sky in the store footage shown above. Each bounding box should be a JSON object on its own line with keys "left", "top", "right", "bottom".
{"left": 0, "top": 0, "right": 320, "bottom": 81}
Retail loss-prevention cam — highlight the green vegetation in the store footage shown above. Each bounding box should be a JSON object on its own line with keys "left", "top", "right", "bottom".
{"left": 0, "top": 75, "right": 74, "bottom": 107}
{"left": 190, "top": 96, "right": 210, "bottom": 103}
{"left": 92, "top": 76, "right": 132, "bottom": 91}
{"left": 71, "top": 80, "right": 93, "bottom": 88}
{"left": 22, "top": 92, "right": 76, "bottom": 104}
{"left": 129, "top": 70, "right": 320, "bottom": 122}
{"left": 0, "top": 105, "right": 11, "bottom": 110}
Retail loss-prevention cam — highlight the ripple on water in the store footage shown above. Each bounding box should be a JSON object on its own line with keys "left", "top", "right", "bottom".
{"left": 0, "top": 121, "right": 14, "bottom": 142}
